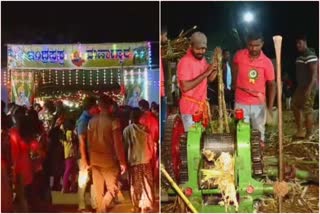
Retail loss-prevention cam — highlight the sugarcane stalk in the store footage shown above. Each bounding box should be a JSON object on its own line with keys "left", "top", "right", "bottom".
{"left": 181, "top": 25, "right": 197, "bottom": 37}
{"left": 162, "top": 26, "right": 197, "bottom": 60}
{"left": 206, "top": 100, "right": 212, "bottom": 125}
{"left": 161, "top": 164, "right": 198, "bottom": 213}
{"left": 214, "top": 47, "right": 228, "bottom": 133}
{"left": 221, "top": 84, "right": 230, "bottom": 133}
{"left": 216, "top": 54, "right": 224, "bottom": 133}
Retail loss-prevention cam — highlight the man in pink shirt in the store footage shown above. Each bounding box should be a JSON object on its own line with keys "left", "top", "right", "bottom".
{"left": 178, "top": 32, "right": 218, "bottom": 131}
{"left": 232, "top": 31, "right": 276, "bottom": 146}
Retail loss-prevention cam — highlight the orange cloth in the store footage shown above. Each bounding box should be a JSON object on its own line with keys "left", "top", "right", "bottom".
{"left": 178, "top": 49, "right": 209, "bottom": 114}
{"left": 182, "top": 94, "right": 210, "bottom": 127}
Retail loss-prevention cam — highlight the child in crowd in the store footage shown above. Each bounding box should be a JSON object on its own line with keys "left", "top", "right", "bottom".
{"left": 123, "top": 108, "right": 154, "bottom": 213}
{"left": 61, "top": 119, "right": 78, "bottom": 193}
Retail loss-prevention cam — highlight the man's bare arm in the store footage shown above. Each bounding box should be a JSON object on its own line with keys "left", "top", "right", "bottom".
{"left": 113, "top": 127, "right": 127, "bottom": 174}
{"left": 180, "top": 65, "right": 215, "bottom": 92}
{"left": 305, "top": 62, "right": 318, "bottom": 95}
{"left": 266, "top": 80, "right": 276, "bottom": 111}
{"left": 78, "top": 134, "right": 89, "bottom": 167}
{"left": 207, "top": 64, "right": 218, "bottom": 82}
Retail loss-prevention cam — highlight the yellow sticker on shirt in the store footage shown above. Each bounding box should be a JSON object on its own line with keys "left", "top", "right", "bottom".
{"left": 248, "top": 69, "right": 258, "bottom": 84}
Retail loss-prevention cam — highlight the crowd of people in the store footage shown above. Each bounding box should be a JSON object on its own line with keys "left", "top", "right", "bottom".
{"left": 1, "top": 95, "right": 159, "bottom": 213}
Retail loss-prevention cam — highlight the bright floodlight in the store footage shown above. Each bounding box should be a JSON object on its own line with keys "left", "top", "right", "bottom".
{"left": 243, "top": 12, "right": 254, "bottom": 23}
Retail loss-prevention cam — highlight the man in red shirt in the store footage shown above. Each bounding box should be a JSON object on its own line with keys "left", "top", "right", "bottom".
{"left": 232, "top": 31, "right": 276, "bottom": 146}
{"left": 177, "top": 32, "right": 217, "bottom": 131}
{"left": 138, "top": 99, "right": 159, "bottom": 193}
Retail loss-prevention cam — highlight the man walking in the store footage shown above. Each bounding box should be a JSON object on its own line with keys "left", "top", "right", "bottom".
{"left": 76, "top": 96, "right": 99, "bottom": 212}
{"left": 87, "top": 96, "right": 127, "bottom": 212}
{"left": 292, "top": 35, "right": 318, "bottom": 139}
{"left": 138, "top": 99, "right": 159, "bottom": 193}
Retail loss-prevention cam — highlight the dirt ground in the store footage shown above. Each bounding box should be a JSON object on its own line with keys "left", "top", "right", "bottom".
{"left": 258, "top": 110, "right": 319, "bottom": 213}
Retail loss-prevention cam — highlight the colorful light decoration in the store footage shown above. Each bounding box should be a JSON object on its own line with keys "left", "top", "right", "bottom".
{"left": 144, "top": 67, "right": 148, "bottom": 100}
{"left": 35, "top": 72, "right": 38, "bottom": 88}
{"left": 42, "top": 70, "right": 45, "bottom": 84}
{"left": 62, "top": 70, "right": 65, "bottom": 86}
{"left": 69, "top": 70, "right": 72, "bottom": 85}
{"left": 55, "top": 70, "right": 58, "bottom": 85}
{"left": 48, "top": 70, "right": 51, "bottom": 83}
{"left": 82, "top": 70, "right": 85, "bottom": 86}
{"left": 75, "top": 69, "right": 79, "bottom": 85}
{"left": 7, "top": 70, "right": 10, "bottom": 86}
{"left": 3, "top": 70, "right": 7, "bottom": 86}
{"left": 89, "top": 70, "right": 93, "bottom": 86}
{"left": 103, "top": 69, "right": 107, "bottom": 84}
{"left": 148, "top": 41, "right": 152, "bottom": 69}
{"left": 7, "top": 43, "right": 155, "bottom": 104}
{"left": 138, "top": 68, "right": 141, "bottom": 84}
{"left": 96, "top": 70, "right": 99, "bottom": 85}
{"left": 117, "top": 69, "right": 121, "bottom": 84}
{"left": 124, "top": 69, "right": 128, "bottom": 86}
{"left": 130, "top": 69, "right": 134, "bottom": 84}
{"left": 111, "top": 70, "right": 113, "bottom": 84}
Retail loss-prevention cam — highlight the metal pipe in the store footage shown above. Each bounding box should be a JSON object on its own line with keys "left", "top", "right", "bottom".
{"left": 263, "top": 184, "right": 274, "bottom": 195}
{"left": 264, "top": 166, "right": 317, "bottom": 182}
{"left": 263, "top": 156, "right": 319, "bottom": 165}
{"left": 160, "top": 164, "right": 198, "bottom": 213}
{"left": 201, "top": 189, "right": 221, "bottom": 195}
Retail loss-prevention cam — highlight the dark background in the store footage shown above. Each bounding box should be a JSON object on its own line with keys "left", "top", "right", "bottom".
{"left": 1, "top": 1, "right": 160, "bottom": 66}
{"left": 162, "top": 1, "right": 319, "bottom": 82}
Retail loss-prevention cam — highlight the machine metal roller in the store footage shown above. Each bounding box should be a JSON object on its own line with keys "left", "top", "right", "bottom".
{"left": 202, "top": 133, "right": 235, "bottom": 155}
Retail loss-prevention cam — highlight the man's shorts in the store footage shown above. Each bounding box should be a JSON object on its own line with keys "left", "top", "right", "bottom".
{"left": 181, "top": 114, "right": 195, "bottom": 132}
{"left": 292, "top": 89, "right": 316, "bottom": 114}
{"left": 234, "top": 103, "right": 266, "bottom": 142}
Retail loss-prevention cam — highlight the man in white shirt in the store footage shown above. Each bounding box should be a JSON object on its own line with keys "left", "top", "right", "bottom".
{"left": 222, "top": 49, "right": 234, "bottom": 109}
{"left": 171, "top": 74, "right": 178, "bottom": 105}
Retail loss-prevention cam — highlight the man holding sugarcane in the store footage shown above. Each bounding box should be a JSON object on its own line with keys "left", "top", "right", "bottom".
{"left": 177, "top": 32, "right": 218, "bottom": 131}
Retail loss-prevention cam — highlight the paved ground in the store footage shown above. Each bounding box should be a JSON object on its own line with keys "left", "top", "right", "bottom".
{"left": 51, "top": 190, "right": 159, "bottom": 213}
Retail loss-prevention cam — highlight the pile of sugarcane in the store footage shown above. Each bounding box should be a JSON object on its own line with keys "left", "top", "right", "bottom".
{"left": 213, "top": 47, "right": 230, "bottom": 133}
{"left": 161, "top": 26, "right": 197, "bottom": 60}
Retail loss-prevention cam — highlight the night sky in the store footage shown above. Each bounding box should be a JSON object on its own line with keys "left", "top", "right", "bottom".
{"left": 1, "top": 1, "right": 159, "bottom": 66}
{"left": 162, "top": 1, "right": 319, "bottom": 80}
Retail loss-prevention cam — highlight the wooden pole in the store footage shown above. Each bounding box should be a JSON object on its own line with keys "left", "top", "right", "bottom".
{"left": 273, "top": 35, "right": 283, "bottom": 213}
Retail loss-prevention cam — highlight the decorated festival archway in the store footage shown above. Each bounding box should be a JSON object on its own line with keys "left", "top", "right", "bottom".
{"left": 5, "top": 42, "right": 158, "bottom": 107}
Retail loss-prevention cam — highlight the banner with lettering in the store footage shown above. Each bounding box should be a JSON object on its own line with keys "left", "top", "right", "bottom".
{"left": 8, "top": 42, "right": 150, "bottom": 69}
{"left": 11, "top": 70, "right": 34, "bottom": 107}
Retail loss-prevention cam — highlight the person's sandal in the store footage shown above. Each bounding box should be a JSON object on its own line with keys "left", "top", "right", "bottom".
{"left": 78, "top": 209, "right": 91, "bottom": 213}
{"left": 131, "top": 207, "right": 141, "bottom": 213}
{"left": 141, "top": 207, "right": 154, "bottom": 213}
